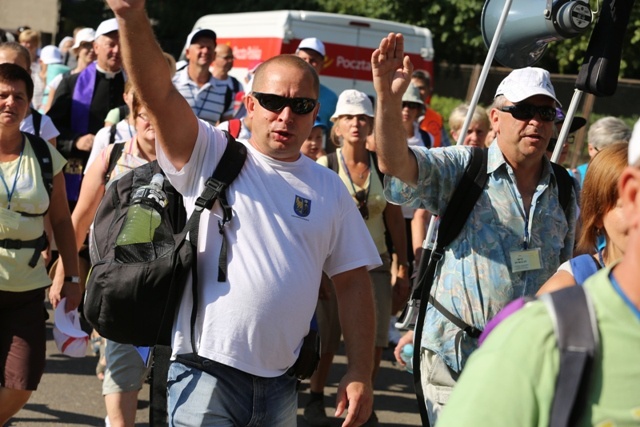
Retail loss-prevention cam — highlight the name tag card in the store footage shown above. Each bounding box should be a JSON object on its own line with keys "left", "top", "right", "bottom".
{"left": 510, "top": 248, "right": 542, "bottom": 272}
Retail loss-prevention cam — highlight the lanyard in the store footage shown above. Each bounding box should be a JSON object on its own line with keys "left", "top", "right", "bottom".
{"left": 0, "top": 138, "right": 25, "bottom": 210}
{"left": 339, "top": 149, "right": 370, "bottom": 200}
{"left": 609, "top": 271, "right": 640, "bottom": 321}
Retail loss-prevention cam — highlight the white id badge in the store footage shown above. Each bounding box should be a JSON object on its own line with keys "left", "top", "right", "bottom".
{"left": 510, "top": 248, "right": 542, "bottom": 272}
{"left": 0, "top": 206, "right": 20, "bottom": 230}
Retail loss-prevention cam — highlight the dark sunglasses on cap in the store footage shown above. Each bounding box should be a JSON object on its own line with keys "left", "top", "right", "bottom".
{"left": 500, "top": 104, "right": 557, "bottom": 122}
{"left": 251, "top": 92, "right": 317, "bottom": 115}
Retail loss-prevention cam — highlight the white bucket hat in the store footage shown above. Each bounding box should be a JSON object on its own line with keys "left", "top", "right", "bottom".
{"left": 53, "top": 298, "right": 89, "bottom": 358}
{"left": 402, "top": 83, "right": 424, "bottom": 105}
{"left": 331, "top": 90, "right": 374, "bottom": 122}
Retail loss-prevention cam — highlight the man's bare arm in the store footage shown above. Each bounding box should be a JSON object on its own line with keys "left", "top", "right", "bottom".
{"left": 371, "top": 33, "right": 419, "bottom": 186}
{"left": 106, "top": 0, "right": 197, "bottom": 169}
{"left": 332, "top": 266, "right": 375, "bottom": 427}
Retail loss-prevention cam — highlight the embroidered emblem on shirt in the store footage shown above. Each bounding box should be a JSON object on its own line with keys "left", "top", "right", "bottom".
{"left": 293, "top": 195, "right": 311, "bottom": 217}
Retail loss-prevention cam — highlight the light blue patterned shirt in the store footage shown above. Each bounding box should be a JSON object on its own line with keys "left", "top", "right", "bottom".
{"left": 384, "top": 143, "right": 576, "bottom": 372}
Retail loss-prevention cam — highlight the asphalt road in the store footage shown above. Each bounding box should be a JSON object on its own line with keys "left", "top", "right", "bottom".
{"left": 6, "top": 307, "right": 421, "bottom": 427}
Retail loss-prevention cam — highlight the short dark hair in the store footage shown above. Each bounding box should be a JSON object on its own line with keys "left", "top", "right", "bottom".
{"left": 0, "top": 62, "right": 34, "bottom": 101}
{"left": 253, "top": 55, "right": 320, "bottom": 98}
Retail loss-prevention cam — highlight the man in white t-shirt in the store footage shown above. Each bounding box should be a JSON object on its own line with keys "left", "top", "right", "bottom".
{"left": 106, "top": 1, "right": 380, "bottom": 426}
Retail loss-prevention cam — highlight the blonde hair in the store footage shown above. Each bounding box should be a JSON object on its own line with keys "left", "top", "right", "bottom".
{"left": 448, "top": 104, "right": 490, "bottom": 134}
{"left": 18, "top": 29, "right": 40, "bottom": 46}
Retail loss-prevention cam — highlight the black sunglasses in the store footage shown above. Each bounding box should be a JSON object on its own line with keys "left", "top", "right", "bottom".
{"left": 354, "top": 190, "right": 369, "bottom": 220}
{"left": 251, "top": 92, "right": 317, "bottom": 115}
{"left": 402, "top": 102, "right": 422, "bottom": 110}
{"left": 500, "top": 104, "right": 557, "bottom": 122}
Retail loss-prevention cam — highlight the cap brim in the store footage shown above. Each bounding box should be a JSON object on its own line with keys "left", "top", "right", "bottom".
{"left": 569, "top": 117, "right": 587, "bottom": 133}
{"left": 54, "top": 298, "right": 89, "bottom": 339}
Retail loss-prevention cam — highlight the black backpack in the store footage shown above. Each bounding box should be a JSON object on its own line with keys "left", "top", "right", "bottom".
{"left": 83, "top": 133, "right": 247, "bottom": 346}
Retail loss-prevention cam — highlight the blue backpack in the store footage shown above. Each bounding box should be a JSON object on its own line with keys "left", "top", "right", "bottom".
{"left": 480, "top": 254, "right": 601, "bottom": 427}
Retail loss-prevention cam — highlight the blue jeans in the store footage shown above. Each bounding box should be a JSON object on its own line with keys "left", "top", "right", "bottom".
{"left": 167, "top": 354, "right": 298, "bottom": 426}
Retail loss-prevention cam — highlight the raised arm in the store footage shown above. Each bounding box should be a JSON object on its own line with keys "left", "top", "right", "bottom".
{"left": 371, "top": 33, "right": 419, "bottom": 186}
{"left": 106, "top": 0, "right": 197, "bottom": 169}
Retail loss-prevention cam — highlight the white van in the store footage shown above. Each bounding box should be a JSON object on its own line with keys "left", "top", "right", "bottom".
{"left": 191, "top": 10, "right": 435, "bottom": 98}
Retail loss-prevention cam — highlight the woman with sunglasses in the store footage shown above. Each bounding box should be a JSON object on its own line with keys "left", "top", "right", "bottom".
{"left": 308, "top": 89, "right": 409, "bottom": 426}
{"left": 58, "top": 90, "right": 157, "bottom": 427}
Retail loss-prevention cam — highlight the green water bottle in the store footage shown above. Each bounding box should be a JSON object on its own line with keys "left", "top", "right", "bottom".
{"left": 116, "top": 174, "right": 168, "bottom": 246}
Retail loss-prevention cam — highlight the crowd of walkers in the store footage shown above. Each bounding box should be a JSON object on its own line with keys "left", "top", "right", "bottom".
{"left": 1, "top": 2, "right": 639, "bottom": 427}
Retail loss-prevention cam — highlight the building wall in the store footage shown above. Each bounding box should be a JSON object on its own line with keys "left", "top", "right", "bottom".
{"left": 0, "top": 0, "right": 59, "bottom": 42}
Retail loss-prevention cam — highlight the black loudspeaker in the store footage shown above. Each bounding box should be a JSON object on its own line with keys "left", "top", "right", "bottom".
{"left": 482, "top": 0, "right": 593, "bottom": 68}
{"left": 576, "top": 0, "right": 636, "bottom": 96}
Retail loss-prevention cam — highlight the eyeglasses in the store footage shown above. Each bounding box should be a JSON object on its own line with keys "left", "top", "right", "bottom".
{"left": 402, "top": 102, "right": 422, "bottom": 110}
{"left": 355, "top": 190, "right": 369, "bottom": 220}
{"left": 251, "top": 92, "right": 317, "bottom": 115}
{"left": 500, "top": 104, "right": 557, "bottom": 122}
{"left": 136, "top": 113, "right": 150, "bottom": 122}
{"left": 547, "top": 134, "right": 575, "bottom": 152}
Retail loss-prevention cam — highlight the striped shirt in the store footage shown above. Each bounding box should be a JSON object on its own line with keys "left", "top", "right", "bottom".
{"left": 172, "top": 68, "right": 233, "bottom": 125}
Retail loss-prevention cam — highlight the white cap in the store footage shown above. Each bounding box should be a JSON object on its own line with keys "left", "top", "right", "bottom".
{"left": 39, "top": 45, "right": 63, "bottom": 65}
{"left": 297, "top": 37, "right": 326, "bottom": 58}
{"left": 402, "top": 83, "right": 424, "bottom": 105}
{"left": 95, "top": 18, "right": 119, "bottom": 39}
{"left": 629, "top": 118, "right": 640, "bottom": 165}
{"left": 331, "top": 90, "right": 374, "bottom": 121}
{"left": 58, "top": 36, "right": 74, "bottom": 50}
{"left": 72, "top": 28, "right": 96, "bottom": 51}
{"left": 186, "top": 28, "right": 216, "bottom": 46}
{"left": 53, "top": 298, "right": 89, "bottom": 358}
{"left": 495, "top": 67, "right": 560, "bottom": 106}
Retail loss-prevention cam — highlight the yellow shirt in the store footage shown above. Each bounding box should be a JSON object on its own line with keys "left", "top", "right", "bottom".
{"left": 0, "top": 136, "right": 66, "bottom": 291}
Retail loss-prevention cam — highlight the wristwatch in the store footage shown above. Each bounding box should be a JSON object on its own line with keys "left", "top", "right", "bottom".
{"left": 64, "top": 276, "right": 80, "bottom": 284}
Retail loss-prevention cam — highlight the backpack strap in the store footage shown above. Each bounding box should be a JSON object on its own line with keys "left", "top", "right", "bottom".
{"left": 540, "top": 285, "right": 598, "bottom": 427}
{"left": 418, "top": 129, "right": 432, "bottom": 148}
{"left": 104, "top": 142, "right": 126, "bottom": 184}
{"left": 551, "top": 162, "right": 573, "bottom": 216}
{"left": 23, "top": 132, "right": 53, "bottom": 202}
{"left": 326, "top": 152, "right": 338, "bottom": 173}
{"left": 412, "top": 146, "right": 489, "bottom": 426}
{"left": 31, "top": 108, "right": 42, "bottom": 138}
{"left": 569, "top": 254, "right": 602, "bottom": 285}
{"left": 187, "top": 131, "right": 247, "bottom": 352}
{"left": 227, "top": 118, "right": 242, "bottom": 138}
{"left": 222, "top": 79, "right": 238, "bottom": 116}
{"left": 108, "top": 123, "right": 118, "bottom": 145}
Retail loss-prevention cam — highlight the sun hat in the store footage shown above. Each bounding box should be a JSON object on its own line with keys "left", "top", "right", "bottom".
{"left": 313, "top": 118, "right": 327, "bottom": 129}
{"left": 555, "top": 108, "right": 587, "bottom": 133}
{"left": 53, "top": 298, "right": 89, "bottom": 358}
{"left": 495, "top": 67, "right": 561, "bottom": 106}
{"left": 95, "top": 18, "right": 119, "bottom": 39}
{"left": 186, "top": 28, "right": 216, "bottom": 46}
{"left": 58, "top": 36, "right": 74, "bottom": 50}
{"left": 629, "top": 118, "right": 640, "bottom": 165}
{"left": 297, "top": 38, "right": 326, "bottom": 58}
{"left": 39, "top": 45, "right": 63, "bottom": 65}
{"left": 402, "top": 83, "right": 424, "bottom": 105}
{"left": 71, "top": 28, "right": 96, "bottom": 51}
{"left": 331, "top": 90, "right": 374, "bottom": 121}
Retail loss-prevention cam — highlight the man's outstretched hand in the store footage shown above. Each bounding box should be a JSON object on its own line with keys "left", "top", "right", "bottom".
{"left": 371, "top": 33, "right": 414, "bottom": 100}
